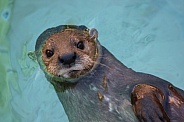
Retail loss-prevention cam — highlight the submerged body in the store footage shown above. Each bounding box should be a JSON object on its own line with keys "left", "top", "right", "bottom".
{"left": 30, "top": 25, "right": 184, "bottom": 122}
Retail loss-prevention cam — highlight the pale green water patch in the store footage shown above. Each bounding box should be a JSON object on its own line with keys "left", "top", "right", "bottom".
{"left": 0, "top": 0, "right": 21, "bottom": 121}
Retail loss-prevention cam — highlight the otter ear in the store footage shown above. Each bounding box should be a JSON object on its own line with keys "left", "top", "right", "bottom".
{"left": 28, "top": 51, "right": 37, "bottom": 62}
{"left": 89, "top": 28, "right": 98, "bottom": 40}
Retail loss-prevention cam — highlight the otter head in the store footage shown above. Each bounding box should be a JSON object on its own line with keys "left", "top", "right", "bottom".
{"left": 29, "top": 25, "right": 101, "bottom": 83}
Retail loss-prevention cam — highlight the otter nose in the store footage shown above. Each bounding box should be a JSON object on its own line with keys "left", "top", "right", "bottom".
{"left": 58, "top": 52, "right": 76, "bottom": 65}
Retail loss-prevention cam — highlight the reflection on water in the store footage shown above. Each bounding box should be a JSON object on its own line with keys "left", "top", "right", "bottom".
{"left": 1, "top": 0, "right": 184, "bottom": 121}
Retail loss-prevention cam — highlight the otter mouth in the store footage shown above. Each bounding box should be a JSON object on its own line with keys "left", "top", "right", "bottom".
{"left": 57, "top": 65, "right": 85, "bottom": 79}
{"left": 58, "top": 70, "right": 79, "bottom": 78}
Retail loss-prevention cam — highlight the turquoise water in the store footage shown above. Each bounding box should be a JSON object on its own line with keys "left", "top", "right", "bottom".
{"left": 1, "top": 0, "right": 184, "bottom": 121}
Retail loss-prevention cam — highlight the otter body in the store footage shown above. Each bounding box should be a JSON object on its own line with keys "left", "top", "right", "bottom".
{"left": 30, "top": 25, "right": 184, "bottom": 122}
{"left": 56, "top": 47, "right": 184, "bottom": 122}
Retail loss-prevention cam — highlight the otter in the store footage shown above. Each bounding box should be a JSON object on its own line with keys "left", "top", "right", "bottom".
{"left": 29, "top": 25, "right": 184, "bottom": 122}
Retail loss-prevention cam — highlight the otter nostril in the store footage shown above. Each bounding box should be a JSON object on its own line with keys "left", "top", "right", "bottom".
{"left": 73, "top": 52, "right": 76, "bottom": 60}
{"left": 58, "top": 57, "right": 64, "bottom": 63}
{"left": 58, "top": 52, "right": 76, "bottom": 65}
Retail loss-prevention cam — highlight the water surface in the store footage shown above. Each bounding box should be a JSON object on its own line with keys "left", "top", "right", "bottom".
{"left": 1, "top": 0, "right": 184, "bottom": 121}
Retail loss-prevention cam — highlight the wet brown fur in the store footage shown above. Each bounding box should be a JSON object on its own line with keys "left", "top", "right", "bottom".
{"left": 42, "top": 29, "right": 98, "bottom": 78}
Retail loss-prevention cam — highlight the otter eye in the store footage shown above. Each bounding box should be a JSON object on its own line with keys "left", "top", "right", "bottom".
{"left": 77, "top": 41, "right": 84, "bottom": 50}
{"left": 46, "top": 50, "right": 54, "bottom": 58}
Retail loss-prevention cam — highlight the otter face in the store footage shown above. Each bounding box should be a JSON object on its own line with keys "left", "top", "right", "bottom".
{"left": 41, "top": 29, "right": 99, "bottom": 81}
